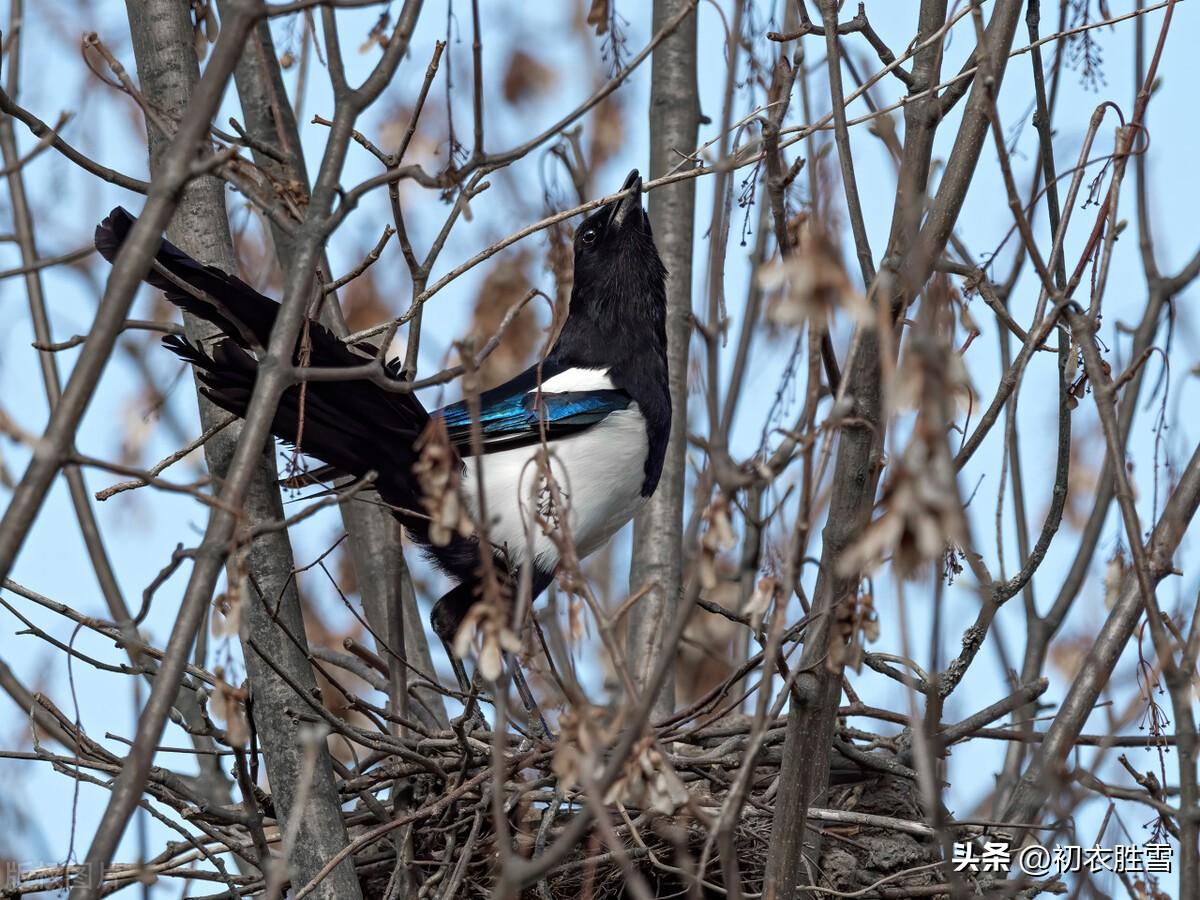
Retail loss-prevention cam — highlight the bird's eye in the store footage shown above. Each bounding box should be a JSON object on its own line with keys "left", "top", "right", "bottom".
{"left": 580, "top": 228, "right": 597, "bottom": 246}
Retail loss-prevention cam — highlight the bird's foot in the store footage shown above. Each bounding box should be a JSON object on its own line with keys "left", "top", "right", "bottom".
{"left": 510, "top": 662, "right": 553, "bottom": 742}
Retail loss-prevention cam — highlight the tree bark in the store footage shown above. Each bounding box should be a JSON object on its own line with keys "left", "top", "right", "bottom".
{"left": 123, "top": 3, "right": 363, "bottom": 897}
{"left": 765, "top": 3, "right": 1026, "bottom": 896}
{"left": 628, "top": 0, "right": 699, "bottom": 719}
{"left": 223, "top": 8, "right": 446, "bottom": 731}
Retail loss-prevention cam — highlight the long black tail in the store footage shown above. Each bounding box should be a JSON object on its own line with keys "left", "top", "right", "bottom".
{"left": 94, "top": 207, "right": 430, "bottom": 521}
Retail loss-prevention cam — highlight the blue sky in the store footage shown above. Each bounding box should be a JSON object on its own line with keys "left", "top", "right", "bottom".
{"left": 1, "top": 1, "right": 1197, "bottom": 894}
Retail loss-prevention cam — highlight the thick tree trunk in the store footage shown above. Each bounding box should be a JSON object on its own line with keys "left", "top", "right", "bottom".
{"left": 123, "top": 3, "right": 363, "bottom": 897}
{"left": 765, "top": 2, "right": 1025, "bottom": 896}
{"left": 628, "top": 0, "right": 699, "bottom": 719}
{"left": 223, "top": 9, "right": 446, "bottom": 731}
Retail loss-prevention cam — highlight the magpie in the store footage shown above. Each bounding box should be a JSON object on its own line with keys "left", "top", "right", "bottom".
{"left": 94, "top": 170, "right": 670, "bottom": 667}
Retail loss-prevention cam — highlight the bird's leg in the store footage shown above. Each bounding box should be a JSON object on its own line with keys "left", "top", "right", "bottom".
{"left": 443, "top": 633, "right": 546, "bottom": 738}
{"left": 507, "top": 657, "right": 552, "bottom": 740}
{"left": 431, "top": 582, "right": 489, "bottom": 731}
{"left": 439, "top": 635, "right": 486, "bottom": 733}
{"left": 440, "top": 635, "right": 472, "bottom": 694}
{"left": 429, "top": 578, "right": 549, "bottom": 737}
{"left": 496, "top": 565, "right": 556, "bottom": 739}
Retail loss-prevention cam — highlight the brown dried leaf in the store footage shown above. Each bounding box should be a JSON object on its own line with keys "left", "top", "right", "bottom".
{"left": 1063, "top": 429, "right": 1100, "bottom": 529}
{"left": 359, "top": 13, "right": 391, "bottom": 54}
{"left": 301, "top": 590, "right": 363, "bottom": 650}
{"left": 545, "top": 221, "right": 575, "bottom": 308}
{"left": 586, "top": 0, "right": 610, "bottom": 36}
{"left": 413, "top": 419, "right": 472, "bottom": 546}
{"left": 502, "top": 50, "right": 557, "bottom": 104}
{"left": 453, "top": 598, "right": 521, "bottom": 681}
{"left": 468, "top": 251, "right": 539, "bottom": 388}
{"left": 588, "top": 96, "right": 625, "bottom": 172}
{"left": 894, "top": 275, "right": 976, "bottom": 416}
{"left": 832, "top": 590, "right": 879, "bottom": 673}
{"left": 190, "top": 1, "right": 218, "bottom": 61}
{"left": 676, "top": 567, "right": 739, "bottom": 704}
{"left": 212, "top": 669, "right": 249, "bottom": 748}
{"left": 840, "top": 437, "right": 965, "bottom": 580}
{"left": 118, "top": 388, "right": 160, "bottom": 467}
{"left": 1103, "top": 547, "right": 1128, "bottom": 610}
{"left": 758, "top": 221, "right": 868, "bottom": 331}
{"left": 210, "top": 590, "right": 242, "bottom": 638}
{"left": 1049, "top": 632, "right": 1093, "bottom": 681}
{"left": 340, "top": 266, "right": 393, "bottom": 335}
{"left": 231, "top": 226, "right": 284, "bottom": 297}
{"left": 698, "top": 495, "right": 736, "bottom": 590}
{"left": 745, "top": 576, "right": 780, "bottom": 632}
{"left": 376, "top": 100, "right": 444, "bottom": 164}
{"left": 553, "top": 702, "right": 616, "bottom": 788}
{"left": 605, "top": 737, "right": 690, "bottom": 815}
{"left": 335, "top": 533, "right": 359, "bottom": 598}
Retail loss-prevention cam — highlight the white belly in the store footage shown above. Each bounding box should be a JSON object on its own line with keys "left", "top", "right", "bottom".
{"left": 460, "top": 406, "right": 649, "bottom": 572}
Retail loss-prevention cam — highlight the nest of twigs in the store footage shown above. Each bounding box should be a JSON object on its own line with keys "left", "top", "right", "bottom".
{"left": 339, "top": 716, "right": 1013, "bottom": 900}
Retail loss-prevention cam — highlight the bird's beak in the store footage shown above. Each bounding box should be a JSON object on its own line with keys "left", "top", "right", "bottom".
{"left": 607, "top": 169, "right": 643, "bottom": 231}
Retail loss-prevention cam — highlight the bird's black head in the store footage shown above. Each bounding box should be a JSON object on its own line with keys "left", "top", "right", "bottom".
{"left": 553, "top": 170, "right": 673, "bottom": 494}
{"left": 559, "top": 170, "right": 667, "bottom": 357}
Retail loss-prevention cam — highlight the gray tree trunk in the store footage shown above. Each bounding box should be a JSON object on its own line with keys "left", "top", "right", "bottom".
{"left": 123, "top": 3, "right": 362, "bottom": 897}
{"left": 223, "top": 10, "right": 447, "bottom": 731}
{"left": 765, "top": 3, "right": 1024, "bottom": 896}
{"left": 628, "top": 0, "right": 699, "bottom": 719}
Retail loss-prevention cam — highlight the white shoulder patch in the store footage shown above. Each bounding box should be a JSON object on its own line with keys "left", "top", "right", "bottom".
{"left": 530, "top": 367, "right": 615, "bottom": 394}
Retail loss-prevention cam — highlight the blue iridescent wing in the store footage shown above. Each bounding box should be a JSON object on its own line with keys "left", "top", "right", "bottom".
{"left": 438, "top": 389, "right": 632, "bottom": 455}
